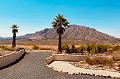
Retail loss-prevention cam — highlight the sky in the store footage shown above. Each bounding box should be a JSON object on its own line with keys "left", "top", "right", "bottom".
{"left": 0, "top": 0, "right": 120, "bottom": 38}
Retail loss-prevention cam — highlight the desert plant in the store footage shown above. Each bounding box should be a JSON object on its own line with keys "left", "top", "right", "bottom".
{"left": 80, "top": 45, "right": 86, "bottom": 54}
{"left": 62, "top": 43, "right": 70, "bottom": 53}
{"left": 113, "top": 51, "right": 120, "bottom": 62}
{"left": 32, "top": 45, "right": 39, "bottom": 50}
{"left": 62, "top": 43, "right": 69, "bottom": 50}
{"left": 112, "top": 45, "right": 120, "bottom": 52}
{"left": 11, "top": 24, "right": 19, "bottom": 48}
{"left": 94, "top": 44, "right": 108, "bottom": 53}
{"left": 39, "top": 47, "right": 53, "bottom": 50}
{"left": 71, "top": 44, "right": 75, "bottom": 52}
{"left": 86, "top": 56, "right": 114, "bottom": 68}
{"left": 66, "top": 46, "right": 70, "bottom": 53}
{"left": 52, "top": 14, "right": 69, "bottom": 53}
{"left": 14, "top": 47, "right": 24, "bottom": 51}
{"left": 86, "top": 44, "right": 92, "bottom": 53}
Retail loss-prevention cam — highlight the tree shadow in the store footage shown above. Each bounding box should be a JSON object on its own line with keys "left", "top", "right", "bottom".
{"left": 0, "top": 52, "right": 29, "bottom": 70}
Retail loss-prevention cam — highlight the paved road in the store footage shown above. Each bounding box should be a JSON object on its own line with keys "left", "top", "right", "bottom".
{"left": 0, "top": 51, "right": 118, "bottom": 79}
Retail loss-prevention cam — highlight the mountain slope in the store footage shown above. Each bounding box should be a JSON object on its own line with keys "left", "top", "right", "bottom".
{"left": 22, "top": 25, "right": 120, "bottom": 43}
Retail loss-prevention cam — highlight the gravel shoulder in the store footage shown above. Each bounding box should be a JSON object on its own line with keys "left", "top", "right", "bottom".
{"left": 0, "top": 51, "right": 118, "bottom": 79}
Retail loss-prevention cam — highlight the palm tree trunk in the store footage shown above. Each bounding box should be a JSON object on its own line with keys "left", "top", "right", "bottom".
{"left": 58, "top": 32, "right": 62, "bottom": 53}
{"left": 12, "top": 32, "right": 16, "bottom": 48}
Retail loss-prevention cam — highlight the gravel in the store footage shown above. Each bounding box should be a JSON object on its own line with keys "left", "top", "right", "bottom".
{"left": 0, "top": 51, "right": 118, "bottom": 79}
{"left": 47, "top": 61, "right": 120, "bottom": 78}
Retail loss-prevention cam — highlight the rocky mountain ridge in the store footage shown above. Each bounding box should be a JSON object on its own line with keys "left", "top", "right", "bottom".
{"left": 21, "top": 25, "right": 120, "bottom": 43}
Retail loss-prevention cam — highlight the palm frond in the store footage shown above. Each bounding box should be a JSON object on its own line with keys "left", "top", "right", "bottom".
{"left": 52, "top": 14, "right": 69, "bottom": 34}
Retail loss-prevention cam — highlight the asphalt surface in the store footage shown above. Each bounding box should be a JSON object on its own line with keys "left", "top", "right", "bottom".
{"left": 0, "top": 51, "right": 118, "bottom": 79}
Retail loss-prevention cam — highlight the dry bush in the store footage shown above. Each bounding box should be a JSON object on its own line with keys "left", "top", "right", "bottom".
{"left": 23, "top": 43, "right": 36, "bottom": 46}
{"left": 0, "top": 45, "right": 7, "bottom": 50}
{"left": 62, "top": 43, "right": 69, "bottom": 50}
{"left": 0, "top": 45, "right": 23, "bottom": 51}
{"left": 117, "top": 63, "right": 120, "bottom": 68}
{"left": 14, "top": 47, "right": 24, "bottom": 51}
{"left": 0, "top": 45, "right": 14, "bottom": 51}
{"left": 113, "top": 51, "right": 120, "bottom": 62}
{"left": 32, "top": 45, "right": 39, "bottom": 50}
{"left": 39, "top": 47, "right": 53, "bottom": 50}
{"left": 86, "top": 56, "right": 114, "bottom": 68}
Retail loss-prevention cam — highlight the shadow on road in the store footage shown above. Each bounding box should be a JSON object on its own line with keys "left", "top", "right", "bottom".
{"left": 0, "top": 52, "right": 28, "bottom": 70}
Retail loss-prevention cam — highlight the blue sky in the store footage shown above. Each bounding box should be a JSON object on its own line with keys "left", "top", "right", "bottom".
{"left": 0, "top": 0, "right": 120, "bottom": 38}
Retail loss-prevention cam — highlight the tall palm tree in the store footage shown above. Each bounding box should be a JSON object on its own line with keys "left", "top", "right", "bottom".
{"left": 11, "top": 24, "right": 19, "bottom": 48}
{"left": 52, "top": 14, "right": 69, "bottom": 53}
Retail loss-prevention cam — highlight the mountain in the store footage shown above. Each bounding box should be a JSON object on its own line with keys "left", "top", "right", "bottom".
{"left": 0, "top": 37, "right": 3, "bottom": 39}
{"left": 21, "top": 25, "right": 120, "bottom": 43}
{"left": 0, "top": 37, "right": 12, "bottom": 40}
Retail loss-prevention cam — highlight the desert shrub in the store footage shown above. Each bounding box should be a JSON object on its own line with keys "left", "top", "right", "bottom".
{"left": 0, "top": 46, "right": 14, "bottom": 51}
{"left": 112, "top": 45, "right": 120, "bottom": 51}
{"left": 113, "top": 51, "right": 120, "bottom": 62}
{"left": 23, "top": 43, "right": 35, "bottom": 46}
{"left": 86, "top": 57, "right": 97, "bottom": 65}
{"left": 7, "top": 47, "right": 14, "bottom": 51}
{"left": 0, "top": 45, "right": 8, "bottom": 50}
{"left": 79, "top": 45, "right": 86, "bottom": 54}
{"left": 0, "top": 45, "right": 24, "bottom": 51}
{"left": 0, "top": 52, "right": 2, "bottom": 56}
{"left": 62, "top": 43, "right": 70, "bottom": 53}
{"left": 14, "top": 47, "right": 24, "bottom": 51}
{"left": 86, "top": 45, "right": 92, "bottom": 53}
{"left": 116, "top": 62, "right": 120, "bottom": 68}
{"left": 62, "top": 43, "right": 69, "bottom": 50}
{"left": 32, "top": 45, "right": 39, "bottom": 50}
{"left": 68, "top": 45, "right": 82, "bottom": 53}
{"left": 39, "top": 47, "right": 53, "bottom": 50}
{"left": 71, "top": 44, "right": 75, "bottom": 52}
{"left": 65, "top": 46, "right": 70, "bottom": 53}
{"left": 86, "top": 56, "right": 114, "bottom": 68}
{"left": 94, "top": 44, "right": 108, "bottom": 54}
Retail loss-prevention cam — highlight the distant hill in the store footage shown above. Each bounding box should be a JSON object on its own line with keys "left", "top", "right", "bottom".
{"left": 0, "top": 37, "right": 11, "bottom": 40}
{"left": 0, "top": 37, "right": 3, "bottom": 39}
{"left": 21, "top": 25, "right": 120, "bottom": 43}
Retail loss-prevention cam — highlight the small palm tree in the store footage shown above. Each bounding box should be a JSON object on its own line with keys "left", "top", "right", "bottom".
{"left": 11, "top": 24, "right": 19, "bottom": 48}
{"left": 52, "top": 14, "right": 69, "bottom": 53}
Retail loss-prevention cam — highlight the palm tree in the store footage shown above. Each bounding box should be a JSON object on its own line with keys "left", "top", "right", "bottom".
{"left": 52, "top": 14, "right": 69, "bottom": 53}
{"left": 11, "top": 24, "right": 19, "bottom": 48}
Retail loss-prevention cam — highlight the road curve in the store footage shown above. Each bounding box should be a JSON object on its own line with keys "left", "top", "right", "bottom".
{"left": 0, "top": 51, "right": 118, "bottom": 79}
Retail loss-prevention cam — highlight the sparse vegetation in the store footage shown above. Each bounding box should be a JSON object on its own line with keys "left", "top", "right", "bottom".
{"left": 0, "top": 45, "right": 23, "bottom": 51}
{"left": 32, "top": 45, "right": 39, "bottom": 50}
{"left": 113, "top": 51, "right": 120, "bottom": 62}
{"left": 62, "top": 43, "right": 118, "bottom": 55}
{"left": 85, "top": 56, "right": 114, "bottom": 68}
